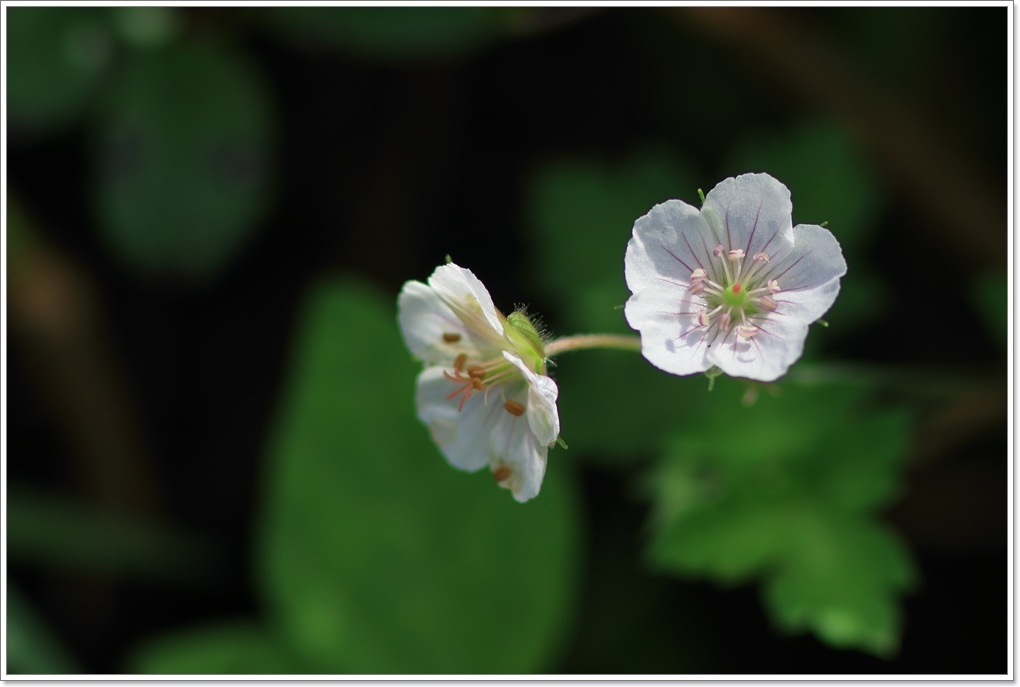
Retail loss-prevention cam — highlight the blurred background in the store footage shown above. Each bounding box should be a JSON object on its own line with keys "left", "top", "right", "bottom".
{"left": 6, "top": 5, "right": 1008, "bottom": 675}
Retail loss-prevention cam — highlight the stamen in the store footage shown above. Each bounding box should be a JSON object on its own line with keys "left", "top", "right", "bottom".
{"left": 691, "top": 268, "right": 707, "bottom": 280}
{"left": 453, "top": 353, "right": 468, "bottom": 371}
{"left": 727, "top": 249, "right": 745, "bottom": 261}
{"left": 467, "top": 366, "right": 486, "bottom": 379}
{"left": 471, "top": 377, "right": 485, "bottom": 391}
{"left": 715, "top": 245, "right": 733, "bottom": 282}
{"left": 718, "top": 311, "right": 733, "bottom": 330}
{"left": 700, "top": 279, "right": 726, "bottom": 295}
{"left": 754, "top": 252, "right": 770, "bottom": 263}
{"left": 442, "top": 332, "right": 462, "bottom": 343}
{"left": 697, "top": 309, "right": 711, "bottom": 327}
{"left": 736, "top": 325, "right": 759, "bottom": 338}
{"left": 768, "top": 279, "right": 781, "bottom": 293}
{"left": 493, "top": 466, "right": 512, "bottom": 482}
{"left": 758, "top": 295, "right": 778, "bottom": 312}
{"left": 504, "top": 400, "right": 526, "bottom": 416}
{"left": 689, "top": 281, "right": 705, "bottom": 296}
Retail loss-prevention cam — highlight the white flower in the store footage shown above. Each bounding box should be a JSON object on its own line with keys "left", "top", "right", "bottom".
{"left": 624, "top": 173, "right": 847, "bottom": 382}
{"left": 397, "top": 263, "right": 560, "bottom": 503}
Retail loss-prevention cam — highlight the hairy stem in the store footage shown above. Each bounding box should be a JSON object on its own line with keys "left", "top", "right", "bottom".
{"left": 545, "top": 334, "right": 642, "bottom": 358}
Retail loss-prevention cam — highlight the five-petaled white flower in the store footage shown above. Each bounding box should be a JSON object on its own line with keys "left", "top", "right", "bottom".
{"left": 397, "top": 263, "right": 560, "bottom": 503}
{"left": 624, "top": 173, "right": 847, "bottom": 382}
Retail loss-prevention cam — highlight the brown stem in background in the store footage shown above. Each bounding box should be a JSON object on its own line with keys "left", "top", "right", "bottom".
{"left": 673, "top": 7, "right": 1004, "bottom": 270}
{"left": 8, "top": 197, "right": 162, "bottom": 519}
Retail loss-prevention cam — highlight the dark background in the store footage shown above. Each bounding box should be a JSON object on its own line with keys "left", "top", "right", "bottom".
{"left": 7, "top": 5, "right": 1008, "bottom": 675}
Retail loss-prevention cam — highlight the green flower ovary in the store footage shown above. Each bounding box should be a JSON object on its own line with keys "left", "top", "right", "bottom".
{"left": 505, "top": 309, "right": 546, "bottom": 372}
{"left": 721, "top": 282, "right": 748, "bottom": 309}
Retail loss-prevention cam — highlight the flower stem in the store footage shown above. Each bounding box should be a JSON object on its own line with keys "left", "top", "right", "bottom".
{"left": 545, "top": 334, "right": 642, "bottom": 358}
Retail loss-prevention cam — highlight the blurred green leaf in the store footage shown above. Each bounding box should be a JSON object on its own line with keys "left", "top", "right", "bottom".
{"left": 111, "top": 6, "right": 181, "bottom": 49}
{"left": 129, "top": 623, "right": 300, "bottom": 674}
{"left": 6, "top": 196, "right": 40, "bottom": 281}
{"left": 256, "top": 7, "right": 502, "bottom": 61}
{"left": 648, "top": 381, "right": 916, "bottom": 656}
{"left": 971, "top": 271, "right": 1008, "bottom": 349}
{"left": 552, "top": 349, "right": 706, "bottom": 462}
{"left": 93, "top": 41, "right": 274, "bottom": 281}
{"left": 8, "top": 489, "right": 220, "bottom": 587}
{"left": 259, "top": 280, "right": 582, "bottom": 674}
{"left": 724, "top": 121, "right": 886, "bottom": 331}
{"left": 6, "top": 586, "right": 80, "bottom": 674}
{"left": 527, "top": 148, "right": 699, "bottom": 333}
{"left": 8, "top": 7, "right": 113, "bottom": 136}
{"left": 764, "top": 514, "right": 915, "bottom": 657}
{"left": 724, "top": 120, "right": 883, "bottom": 255}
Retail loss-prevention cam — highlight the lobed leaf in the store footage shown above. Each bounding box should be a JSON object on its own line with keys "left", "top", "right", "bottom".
{"left": 648, "top": 382, "right": 916, "bottom": 656}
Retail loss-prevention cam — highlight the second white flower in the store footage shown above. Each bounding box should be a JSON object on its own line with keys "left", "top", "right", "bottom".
{"left": 624, "top": 173, "right": 847, "bottom": 382}
{"left": 397, "top": 263, "right": 560, "bottom": 503}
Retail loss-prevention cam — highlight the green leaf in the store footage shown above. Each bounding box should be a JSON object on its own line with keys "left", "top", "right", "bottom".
{"left": 258, "top": 280, "right": 582, "bottom": 674}
{"left": 764, "top": 515, "right": 916, "bottom": 657}
{"left": 255, "top": 7, "right": 502, "bottom": 62}
{"left": 6, "top": 586, "right": 80, "bottom": 674}
{"left": 649, "top": 502, "right": 798, "bottom": 584}
{"left": 111, "top": 6, "right": 181, "bottom": 49}
{"left": 93, "top": 41, "right": 274, "bottom": 281}
{"left": 129, "top": 623, "right": 300, "bottom": 674}
{"left": 7, "top": 7, "right": 113, "bottom": 136}
{"left": 648, "top": 382, "right": 917, "bottom": 655}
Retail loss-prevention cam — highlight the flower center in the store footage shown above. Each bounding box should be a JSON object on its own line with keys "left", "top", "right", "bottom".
{"left": 443, "top": 353, "right": 522, "bottom": 411}
{"left": 440, "top": 309, "right": 547, "bottom": 414}
{"left": 688, "top": 246, "right": 782, "bottom": 338}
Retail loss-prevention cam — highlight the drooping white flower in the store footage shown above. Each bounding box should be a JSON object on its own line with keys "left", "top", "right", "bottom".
{"left": 397, "top": 263, "right": 560, "bottom": 503}
{"left": 624, "top": 173, "right": 847, "bottom": 382}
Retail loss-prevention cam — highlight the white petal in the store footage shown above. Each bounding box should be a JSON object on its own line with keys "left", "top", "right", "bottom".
{"left": 503, "top": 352, "right": 560, "bottom": 446}
{"left": 397, "top": 280, "right": 484, "bottom": 365}
{"left": 625, "top": 199, "right": 718, "bottom": 293}
{"left": 755, "top": 223, "right": 847, "bottom": 321}
{"left": 778, "top": 280, "right": 842, "bottom": 328}
{"left": 415, "top": 366, "right": 501, "bottom": 472}
{"left": 416, "top": 363, "right": 549, "bottom": 501}
{"left": 705, "top": 313, "right": 810, "bottom": 382}
{"left": 427, "top": 263, "right": 506, "bottom": 343}
{"left": 701, "top": 174, "right": 794, "bottom": 259}
{"left": 488, "top": 402, "right": 548, "bottom": 503}
{"left": 624, "top": 283, "right": 712, "bottom": 377}
{"left": 506, "top": 439, "right": 548, "bottom": 503}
